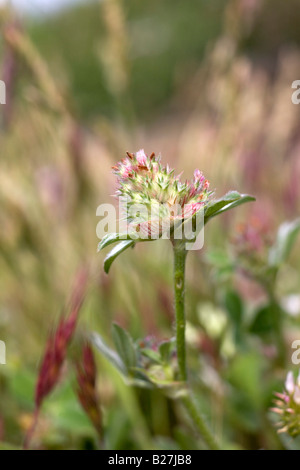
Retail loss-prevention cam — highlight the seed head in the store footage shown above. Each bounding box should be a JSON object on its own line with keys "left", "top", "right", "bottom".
{"left": 76, "top": 344, "right": 102, "bottom": 438}
{"left": 35, "top": 269, "right": 88, "bottom": 408}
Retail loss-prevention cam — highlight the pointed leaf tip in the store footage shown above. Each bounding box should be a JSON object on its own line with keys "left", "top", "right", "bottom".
{"left": 112, "top": 323, "right": 137, "bottom": 373}
{"left": 104, "top": 240, "right": 135, "bottom": 273}
{"left": 204, "top": 192, "right": 255, "bottom": 224}
{"left": 97, "top": 233, "right": 135, "bottom": 252}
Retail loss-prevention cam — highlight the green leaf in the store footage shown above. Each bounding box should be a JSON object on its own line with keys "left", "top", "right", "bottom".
{"left": 204, "top": 193, "right": 240, "bottom": 220}
{"left": 97, "top": 233, "right": 137, "bottom": 252}
{"left": 140, "top": 366, "right": 182, "bottom": 389}
{"left": 224, "top": 290, "right": 243, "bottom": 327}
{"left": 268, "top": 218, "right": 300, "bottom": 267}
{"left": 103, "top": 240, "right": 135, "bottom": 273}
{"left": 141, "top": 348, "right": 162, "bottom": 364}
{"left": 249, "top": 304, "right": 274, "bottom": 336}
{"left": 204, "top": 192, "right": 255, "bottom": 225}
{"left": 159, "top": 338, "right": 175, "bottom": 363}
{"left": 112, "top": 324, "right": 137, "bottom": 373}
{"left": 125, "top": 372, "right": 154, "bottom": 389}
{"left": 91, "top": 332, "right": 126, "bottom": 375}
{"left": 224, "top": 290, "right": 244, "bottom": 344}
{"left": 226, "top": 351, "right": 265, "bottom": 410}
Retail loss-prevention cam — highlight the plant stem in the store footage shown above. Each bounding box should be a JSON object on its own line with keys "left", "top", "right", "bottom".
{"left": 181, "top": 393, "right": 220, "bottom": 450}
{"left": 173, "top": 242, "right": 188, "bottom": 382}
{"left": 173, "top": 241, "right": 220, "bottom": 449}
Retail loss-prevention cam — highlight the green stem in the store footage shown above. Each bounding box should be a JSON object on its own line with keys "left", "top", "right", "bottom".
{"left": 173, "top": 242, "right": 188, "bottom": 382}
{"left": 181, "top": 393, "right": 220, "bottom": 450}
{"left": 172, "top": 241, "right": 220, "bottom": 449}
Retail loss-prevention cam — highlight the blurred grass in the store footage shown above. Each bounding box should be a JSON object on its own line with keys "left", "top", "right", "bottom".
{"left": 27, "top": 0, "right": 225, "bottom": 120}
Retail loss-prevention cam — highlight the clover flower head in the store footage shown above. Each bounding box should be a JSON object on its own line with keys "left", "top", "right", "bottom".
{"left": 271, "top": 371, "right": 300, "bottom": 437}
{"left": 113, "top": 150, "right": 213, "bottom": 237}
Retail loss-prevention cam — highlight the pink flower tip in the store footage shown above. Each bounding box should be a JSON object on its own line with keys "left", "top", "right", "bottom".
{"left": 194, "top": 169, "right": 205, "bottom": 183}
{"left": 136, "top": 149, "right": 147, "bottom": 166}
{"left": 285, "top": 371, "right": 295, "bottom": 394}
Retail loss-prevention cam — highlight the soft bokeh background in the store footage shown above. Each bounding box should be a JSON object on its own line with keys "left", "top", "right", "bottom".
{"left": 0, "top": 0, "right": 300, "bottom": 449}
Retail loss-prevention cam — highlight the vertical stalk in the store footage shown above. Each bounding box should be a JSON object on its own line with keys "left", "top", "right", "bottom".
{"left": 181, "top": 394, "right": 220, "bottom": 450}
{"left": 173, "top": 241, "right": 188, "bottom": 382}
{"left": 173, "top": 241, "right": 220, "bottom": 450}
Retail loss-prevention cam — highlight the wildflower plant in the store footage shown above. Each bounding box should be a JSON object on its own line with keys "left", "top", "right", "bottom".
{"left": 95, "top": 150, "right": 255, "bottom": 449}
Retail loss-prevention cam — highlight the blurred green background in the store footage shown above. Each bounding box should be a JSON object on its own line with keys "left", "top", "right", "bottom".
{"left": 0, "top": 0, "right": 300, "bottom": 450}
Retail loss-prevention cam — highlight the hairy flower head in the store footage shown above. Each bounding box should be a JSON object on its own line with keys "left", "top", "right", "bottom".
{"left": 271, "top": 371, "right": 300, "bottom": 437}
{"left": 113, "top": 150, "right": 212, "bottom": 238}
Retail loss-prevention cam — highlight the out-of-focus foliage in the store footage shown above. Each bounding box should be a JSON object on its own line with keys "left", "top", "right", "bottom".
{"left": 0, "top": 0, "right": 300, "bottom": 450}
